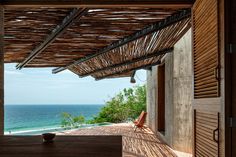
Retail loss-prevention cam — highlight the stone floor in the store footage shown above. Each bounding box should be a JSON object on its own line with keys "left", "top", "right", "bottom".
{"left": 57, "top": 123, "right": 177, "bottom": 157}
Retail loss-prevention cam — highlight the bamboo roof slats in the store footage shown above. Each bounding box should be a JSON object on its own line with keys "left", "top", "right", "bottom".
{"left": 5, "top": 7, "right": 183, "bottom": 67}
{"left": 40, "top": 8, "right": 180, "bottom": 69}
{"left": 4, "top": 8, "right": 72, "bottom": 63}
{"left": 80, "top": 47, "right": 174, "bottom": 78}
{"left": 3, "top": 6, "right": 192, "bottom": 80}
{"left": 67, "top": 15, "right": 191, "bottom": 80}
{"left": 16, "top": 8, "right": 89, "bottom": 69}
{"left": 4, "top": 7, "right": 180, "bottom": 66}
{"left": 52, "top": 9, "right": 190, "bottom": 74}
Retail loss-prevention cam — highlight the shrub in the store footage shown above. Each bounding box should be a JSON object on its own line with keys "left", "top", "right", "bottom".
{"left": 61, "top": 112, "right": 85, "bottom": 129}
{"left": 88, "top": 84, "right": 146, "bottom": 124}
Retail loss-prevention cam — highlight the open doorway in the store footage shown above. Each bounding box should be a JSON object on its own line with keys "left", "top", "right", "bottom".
{"left": 157, "top": 63, "right": 165, "bottom": 134}
{"left": 225, "top": 0, "right": 236, "bottom": 156}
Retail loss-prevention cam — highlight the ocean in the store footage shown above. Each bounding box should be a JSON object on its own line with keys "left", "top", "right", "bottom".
{"left": 4, "top": 104, "right": 104, "bottom": 135}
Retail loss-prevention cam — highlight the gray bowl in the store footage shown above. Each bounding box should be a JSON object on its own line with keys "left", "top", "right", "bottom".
{"left": 42, "top": 133, "right": 56, "bottom": 142}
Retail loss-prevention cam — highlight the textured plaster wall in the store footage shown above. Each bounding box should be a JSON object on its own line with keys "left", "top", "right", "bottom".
{"left": 165, "top": 52, "right": 174, "bottom": 146}
{"left": 146, "top": 29, "right": 193, "bottom": 153}
{"left": 172, "top": 29, "right": 192, "bottom": 153}
{"left": 146, "top": 66, "right": 158, "bottom": 132}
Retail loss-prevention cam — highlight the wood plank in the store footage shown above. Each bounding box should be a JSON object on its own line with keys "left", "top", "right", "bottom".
{"left": 196, "top": 141, "right": 217, "bottom": 157}
{"left": 0, "top": 135, "right": 122, "bottom": 157}
{"left": 196, "top": 121, "right": 217, "bottom": 130}
{"left": 196, "top": 149, "right": 210, "bottom": 157}
{"left": 1, "top": 0, "right": 195, "bottom": 8}
{"left": 196, "top": 116, "right": 217, "bottom": 124}
{"left": 196, "top": 127, "right": 218, "bottom": 144}
{"left": 196, "top": 113, "right": 218, "bottom": 120}
{"left": 196, "top": 134, "right": 218, "bottom": 151}
{"left": 0, "top": 6, "right": 4, "bottom": 135}
{"left": 193, "top": 98, "right": 221, "bottom": 113}
{"left": 193, "top": 0, "right": 220, "bottom": 99}
{"left": 57, "top": 123, "right": 178, "bottom": 156}
{"left": 196, "top": 122, "right": 215, "bottom": 133}
{"left": 193, "top": 109, "right": 219, "bottom": 156}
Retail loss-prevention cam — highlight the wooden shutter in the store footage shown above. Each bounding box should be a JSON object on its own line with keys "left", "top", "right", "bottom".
{"left": 193, "top": 0, "right": 221, "bottom": 156}
{"left": 193, "top": 0, "right": 220, "bottom": 99}
{"left": 194, "top": 110, "right": 219, "bottom": 157}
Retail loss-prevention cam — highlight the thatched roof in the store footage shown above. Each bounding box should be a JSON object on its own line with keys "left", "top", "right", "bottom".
{"left": 3, "top": 6, "right": 191, "bottom": 79}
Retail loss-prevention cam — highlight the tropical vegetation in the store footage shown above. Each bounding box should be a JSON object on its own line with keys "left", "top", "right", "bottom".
{"left": 88, "top": 84, "right": 146, "bottom": 124}
{"left": 61, "top": 112, "right": 85, "bottom": 129}
{"left": 61, "top": 84, "right": 146, "bottom": 128}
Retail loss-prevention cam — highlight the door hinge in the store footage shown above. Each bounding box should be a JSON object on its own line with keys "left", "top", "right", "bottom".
{"left": 229, "top": 117, "right": 236, "bottom": 127}
{"left": 228, "top": 44, "right": 236, "bottom": 53}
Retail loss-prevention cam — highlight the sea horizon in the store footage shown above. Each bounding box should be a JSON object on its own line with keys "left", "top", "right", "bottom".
{"left": 4, "top": 104, "right": 105, "bottom": 135}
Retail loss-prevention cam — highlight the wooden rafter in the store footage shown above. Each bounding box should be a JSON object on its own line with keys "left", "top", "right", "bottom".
{"left": 79, "top": 47, "right": 173, "bottom": 78}
{"left": 52, "top": 9, "right": 191, "bottom": 74}
{"left": 1, "top": 0, "right": 195, "bottom": 8}
{"left": 16, "top": 8, "right": 89, "bottom": 69}
{"left": 96, "top": 59, "right": 162, "bottom": 80}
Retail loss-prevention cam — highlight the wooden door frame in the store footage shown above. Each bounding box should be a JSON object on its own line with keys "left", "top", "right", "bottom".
{"left": 225, "top": 0, "right": 233, "bottom": 156}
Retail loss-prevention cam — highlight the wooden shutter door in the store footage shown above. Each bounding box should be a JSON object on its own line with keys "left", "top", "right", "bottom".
{"left": 192, "top": 0, "right": 221, "bottom": 156}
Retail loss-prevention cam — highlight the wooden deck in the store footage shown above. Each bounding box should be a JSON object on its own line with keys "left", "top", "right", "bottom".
{"left": 57, "top": 123, "right": 177, "bottom": 157}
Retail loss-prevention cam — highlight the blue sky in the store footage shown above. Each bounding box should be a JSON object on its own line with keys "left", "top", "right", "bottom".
{"left": 4, "top": 63, "right": 146, "bottom": 105}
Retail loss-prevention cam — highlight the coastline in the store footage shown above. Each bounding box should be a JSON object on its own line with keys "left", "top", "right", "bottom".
{"left": 4, "top": 122, "right": 113, "bottom": 135}
{"left": 4, "top": 104, "right": 104, "bottom": 135}
{"left": 4, "top": 125, "right": 62, "bottom": 135}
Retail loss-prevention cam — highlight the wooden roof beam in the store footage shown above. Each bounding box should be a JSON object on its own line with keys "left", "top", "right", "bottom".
{"left": 2, "top": 0, "right": 195, "bottom": 8}
{"left": 52, "top": 9, "right": 191, "bottom": 74}
{"left": 95, "top": 59, "right": 163, "bottom": 81}
{"left": 79, "top": 47, "right": 173, "bottom": 78}
{"left": 16, "top": 8, "right": 89, "bottom": 70}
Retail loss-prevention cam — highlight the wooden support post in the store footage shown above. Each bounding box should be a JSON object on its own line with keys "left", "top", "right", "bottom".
{"left": 0, "top": 6, "right": 4, "bottom": 135}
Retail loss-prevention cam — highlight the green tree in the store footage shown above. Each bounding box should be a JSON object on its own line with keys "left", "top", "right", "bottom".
{"left": 88, "top": 84, "right": 146, "bottom": 124}
{"left": 61, "top": 112, "right": 85, "bottom": 129}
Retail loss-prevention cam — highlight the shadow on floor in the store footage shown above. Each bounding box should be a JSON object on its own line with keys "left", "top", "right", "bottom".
{"left": 57, "top": 123, "right": 177, "bottom": 157}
